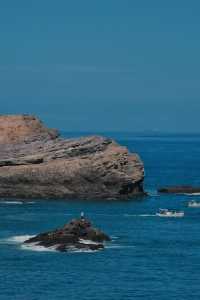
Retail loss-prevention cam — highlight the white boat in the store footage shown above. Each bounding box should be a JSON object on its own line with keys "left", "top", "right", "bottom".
{"left": 188, "top": 200, "right": 200, "bottom": 207}
{"left": 156, "top": 209, "right": 184, "bottom": 218}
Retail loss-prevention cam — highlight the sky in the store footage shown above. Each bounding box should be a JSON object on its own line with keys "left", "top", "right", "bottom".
{"left": 0, "top": 0, "right": 200, "bottom": 132}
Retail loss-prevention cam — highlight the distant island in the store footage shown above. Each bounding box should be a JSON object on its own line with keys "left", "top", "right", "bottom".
{"left": 0, "top": 115, "right": 144, "bottom": 200}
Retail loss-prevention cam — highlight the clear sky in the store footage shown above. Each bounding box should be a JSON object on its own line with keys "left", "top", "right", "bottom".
{"left": 0, "top": 0, "right": 200, "bottom": 132}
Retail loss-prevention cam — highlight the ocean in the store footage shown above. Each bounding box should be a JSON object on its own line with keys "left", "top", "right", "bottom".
{"left": 0, "top": 133, "right": 200, "bottom": 300}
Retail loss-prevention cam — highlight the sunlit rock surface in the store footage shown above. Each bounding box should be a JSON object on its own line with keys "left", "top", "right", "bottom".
{"left": 0, "top": 115, "right": 145, "bottom": 199}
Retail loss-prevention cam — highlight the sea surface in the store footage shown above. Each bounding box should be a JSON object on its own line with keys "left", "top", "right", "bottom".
{"left": 1, "top": 133, "right": 200, "bottom": 300}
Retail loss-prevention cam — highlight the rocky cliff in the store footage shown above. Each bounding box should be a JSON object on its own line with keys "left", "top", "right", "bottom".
{"left": 0, "top": 115, "right": 145, "bottom": 199}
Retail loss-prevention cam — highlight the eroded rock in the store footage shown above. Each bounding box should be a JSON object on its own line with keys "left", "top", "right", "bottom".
{"left": 0, "top": 115, "right": 145, "bottom": 199}
{"left": 24, "top": 216, "right": 110, "bottom": 252}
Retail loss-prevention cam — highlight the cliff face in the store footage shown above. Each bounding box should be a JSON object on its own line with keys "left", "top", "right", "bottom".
{"left": 0, "top": 115, "right": 145, "bottom": 199}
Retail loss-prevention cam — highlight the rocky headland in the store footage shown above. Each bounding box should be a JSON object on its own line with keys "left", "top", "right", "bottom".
{"left": 0, "top": 115, "right": 145, "bottom": 199}
{"left": 24, "top": 216, "right": 110, "bottom": 252}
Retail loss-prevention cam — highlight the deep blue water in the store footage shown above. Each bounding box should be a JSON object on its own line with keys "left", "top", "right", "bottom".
{"left": 1, "top": 134, "right": 200, "bottom": 300}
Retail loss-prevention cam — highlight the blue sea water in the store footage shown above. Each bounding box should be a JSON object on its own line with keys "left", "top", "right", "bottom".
{"left": 1, "top": 134, "right": 200, "bottom": 300}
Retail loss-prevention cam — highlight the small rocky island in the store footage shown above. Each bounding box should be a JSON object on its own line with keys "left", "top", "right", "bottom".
{"left": 158, "top": 186, "right": 200, "bottom": 194}
{"left": 0, "top": 115, "right": 145, "bottom": 200}
{"left": 24, "top": 215, "right": 110, "bottom": 252}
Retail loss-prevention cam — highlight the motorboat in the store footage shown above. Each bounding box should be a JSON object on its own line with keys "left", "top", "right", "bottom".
{"left": 188, "top": 200, "right": 200, "bottom": 208}
{"left": 156, "top": 208, "right": 184, "bottom": 217}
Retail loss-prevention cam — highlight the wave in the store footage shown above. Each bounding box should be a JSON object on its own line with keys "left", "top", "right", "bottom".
{"left": 2, "top": 235, "right": 129, "bottom": 253}
{"left": 184, "top": 193, "right": 200, "bottom": 196}
{"left": 0, "top": 201, "right": 35, "bottom": 205}
{"left": 124, "top": 214, "right": 156, "bottom": 217}
{"left": 2, "top": 235, "right": 101, "bottom": 253}
{"left": 2, "top": 235, "right": 57, "bottom": 252}
{"left": 111, "top": 236, "right": 119, "bottom": 240}
{"left": 0, "top": 235, "right": 35, "bottom": 245}
{"left": 107, "top": 245, "right": 135, "bottom": 249}
{"left": 2, "top": 235, "right": 35, "bottom": 244}
{"left": 66, "top": 245, "right": 99, "bottom": 253}
{"left": 21, "top": 243, "right": 57, "bottom": 252}
{"left": 148, "top": 190, "right": 160, "bottom": 197}
{"left": 79, "top": 239, "right": 98, "bottom": 245}
{"left": 0, "top": 201, "right": 23, "bottom": 205}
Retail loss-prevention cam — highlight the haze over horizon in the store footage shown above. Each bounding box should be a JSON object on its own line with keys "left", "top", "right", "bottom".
{"left": 0, "top": 1, "right": 200, "bottom": 133}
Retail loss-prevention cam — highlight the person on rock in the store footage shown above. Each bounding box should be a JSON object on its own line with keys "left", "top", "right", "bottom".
{"left": 80, "top": 212, "right": 85, "bottom": 220}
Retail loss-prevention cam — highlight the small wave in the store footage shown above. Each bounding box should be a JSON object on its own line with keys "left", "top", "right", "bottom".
{"left": 111, "top": 236, "right": 119, "bottom": 240}
{"left": 0, "top": 201, "right": 35, "bottom": 205}
{"left": 0, "top": 201, "right": 23, "bottom": 205}
{"left": 148, "top": 191, "right": 160, "bottom": 197}
{"left": 124, "top": 214, "right": 156, "bottom": 217}
{"left": 68, "top": 247, "right": 99, "bottom": 253}
{"left": 107, "top": 245, "right": 135, "bottom": 249}
{"left": 2, "top": 235, "right": 101, "bottom": 253}
{"left": 79, "top": 239, "right": 98, "bottom": 245}
{"left": 0, "top": 235, "right": 35, "bottom": 245}
{"left": 4, "top": 235, "right": 57, "bottom": 252}
{"left": 3, "top": 235, "right": 35, "bottom": 244}
{"left": 21, "top": 243, "right": 57, "bottom": 252}
{"left": 184, "top": 193, "right": 200, "bottom": 196}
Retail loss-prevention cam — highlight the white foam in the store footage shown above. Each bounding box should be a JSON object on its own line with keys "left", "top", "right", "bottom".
{"left": 0, "top": 201, "right": 23, "bottom": 205}
{"left": 79, "top": 239, "right": 98, "bottom": 245}
{"left": 2, "top": 235, "right": 102, "bottom": 253}
{"left": 111, "top": 236, "right": 119, "bottom": 240}
{"left": 4, "top": 235, "right": 35, "bottom": 244}
{"left": 0, "top": 201, "right": 35, "bottom": 205}
{"left": 21, "top": 243, "right": 57, "bottom": 252}
{"left": 68, "top": 246, "right": 99, "bottom": 253}
{"left": 185, "top": 193, "right": 200, "bottom": 196}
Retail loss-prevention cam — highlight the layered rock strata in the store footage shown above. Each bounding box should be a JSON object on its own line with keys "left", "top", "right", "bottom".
{"left": 0, "top": 115, "right": 145, "bottom": 199}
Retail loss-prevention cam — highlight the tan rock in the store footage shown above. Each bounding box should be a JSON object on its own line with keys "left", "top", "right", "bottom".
{"left": 0, "top": 115, "right": 145, "bottom": 199}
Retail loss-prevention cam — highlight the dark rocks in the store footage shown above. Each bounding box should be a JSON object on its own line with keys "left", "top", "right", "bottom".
{"left": 0, "top": 115, "right": 145, "bottom": 199}
{"left": 24, "top": 217, "right": 110, "bottom": 252}
{"left": 158, "top": 186, "right": 200, "bottom": 194}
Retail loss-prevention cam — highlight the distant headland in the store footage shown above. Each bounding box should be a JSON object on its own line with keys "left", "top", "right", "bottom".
{"left": 0, "top": 115, "right": 145, "bottom": 200}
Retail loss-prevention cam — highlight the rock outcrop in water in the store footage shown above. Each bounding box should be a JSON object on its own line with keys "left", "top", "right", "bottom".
{"left": 0, "top": 115, "right": 144, "bottom": 199}
{"left": 24, "top": 216, "right": 110, "bottom": 252}
{"left": 158, "top": 186, "right": 200, "bottom": 194}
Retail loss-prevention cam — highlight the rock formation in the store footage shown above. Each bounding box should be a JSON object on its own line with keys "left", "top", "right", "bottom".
{"left": 24, "top": 216, "right": 110, "bottom": 252}
{"left": 0, "top": 115, "right": 145, "bottom": 199}
{"left": 158, "top": 186, "right": 200, "bottom": 194}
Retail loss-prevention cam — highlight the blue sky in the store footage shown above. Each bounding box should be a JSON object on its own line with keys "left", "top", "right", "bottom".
{"left": 0, "top": 0, "right": 200, "bottom": 132}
